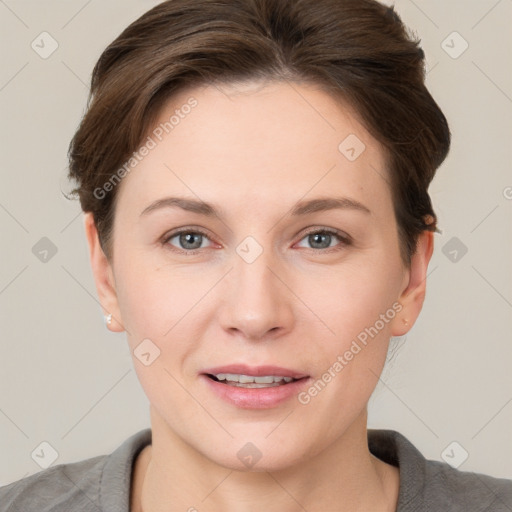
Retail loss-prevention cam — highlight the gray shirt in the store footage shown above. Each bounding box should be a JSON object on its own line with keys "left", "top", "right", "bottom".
{"left": 1, "top": 428, "right": 511, "bottom": 511}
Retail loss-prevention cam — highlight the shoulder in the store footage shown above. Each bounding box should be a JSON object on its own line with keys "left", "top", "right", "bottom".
{"left": 0, "top": 454, "right": 106, "bottom": 512}
{"left": 421, "top": 457, "right": 512, "bottom": 511}
{"left": 368, "top": 429, "right": 512, "bottom": 511}
{"left": 0, "top": 428, "right": 152, "bottom": 512}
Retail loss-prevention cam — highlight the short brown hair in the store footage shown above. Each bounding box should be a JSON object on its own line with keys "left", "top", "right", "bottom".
{"left": 67, "top": 0, "right": 450, "bottom": 267}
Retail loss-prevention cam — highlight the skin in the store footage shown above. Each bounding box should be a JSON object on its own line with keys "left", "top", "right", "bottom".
{"left": 84, "top": 79, "right": 433, "bottom": 512}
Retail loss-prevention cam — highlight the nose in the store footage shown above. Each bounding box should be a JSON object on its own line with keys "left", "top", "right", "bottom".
{"left": 217, "top": 245, "right": 295, "bottom": 341}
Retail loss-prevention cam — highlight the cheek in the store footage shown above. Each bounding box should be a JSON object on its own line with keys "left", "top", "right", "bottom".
{"left": 295, "top": 254, "right": 402, "bottom": 405}
{"left": 114, "top": 244, "right": 198, "bottom": 333}
{"left": 117, "top": 274, "right": 170, "bottom": 338}
{"left": 307, "top": 259, "right": 401, "bottom": 346}
{"left": 115, "top": 258, "right": 216, "bottom": 375}
{"left": 115, "top": 266, "right": 203, "bottom": 412}
{"left": 294, "top": 269, "right": 398, "bottom": 434}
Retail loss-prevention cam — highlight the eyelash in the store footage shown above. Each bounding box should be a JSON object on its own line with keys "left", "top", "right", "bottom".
{"left": 161, "top": 227, "right": 352, "bottom": 255}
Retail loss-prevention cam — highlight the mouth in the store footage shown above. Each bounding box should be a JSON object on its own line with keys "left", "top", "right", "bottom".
{"left": 200, "top": 365, "right": 311, "bottom": 409}
{"left": 205, "top": 373, "right": 307, "bottom": 388}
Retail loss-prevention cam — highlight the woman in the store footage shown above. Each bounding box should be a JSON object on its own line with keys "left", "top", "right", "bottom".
{"left": 1, "top": 0, "right": 511, "bottom": 510}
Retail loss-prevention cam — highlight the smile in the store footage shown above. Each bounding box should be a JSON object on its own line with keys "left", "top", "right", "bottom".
{"left": 200, "top": 365, "right": 311, "bottom": 408}
{"left": 207, "top": 373, "right": 297, "bottom": 388}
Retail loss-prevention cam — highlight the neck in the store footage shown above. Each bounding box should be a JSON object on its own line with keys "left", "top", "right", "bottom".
{"left": 132, "top": 408, "right": 399, "bottom": 512}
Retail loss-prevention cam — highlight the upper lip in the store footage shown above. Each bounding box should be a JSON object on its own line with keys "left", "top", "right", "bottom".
{"left": 202, "top": 364, "right": 309, "bottom": 379}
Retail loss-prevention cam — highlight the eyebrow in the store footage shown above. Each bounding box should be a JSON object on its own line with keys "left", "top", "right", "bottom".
{"left": 140, "top": 196, "right": 371, "bottom": 218}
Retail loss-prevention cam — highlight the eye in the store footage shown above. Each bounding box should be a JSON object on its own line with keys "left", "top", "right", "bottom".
{"left": 163, "top": 228, "right": 214, "bottom": 254}
{"left": 295, "top": 228, "right": 351, "bottom": 252}
{"left": 161, "top": 227, "right": 351, "bottom": 255}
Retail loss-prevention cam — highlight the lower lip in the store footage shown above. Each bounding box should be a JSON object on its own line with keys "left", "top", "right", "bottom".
{"left": 201, "top": 375, "right": 311, "bottom": 409}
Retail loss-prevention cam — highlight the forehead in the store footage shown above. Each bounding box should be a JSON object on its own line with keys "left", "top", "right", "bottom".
{"left": 115, "top": 80, "right": 391, "bottom": 218}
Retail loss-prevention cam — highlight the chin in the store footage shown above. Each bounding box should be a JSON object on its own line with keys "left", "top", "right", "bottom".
{"left": 197, "top": 435, "right": 312, "bottom": 473}
{"left": 214, "top": 452, "right": 300, "bottom": 473}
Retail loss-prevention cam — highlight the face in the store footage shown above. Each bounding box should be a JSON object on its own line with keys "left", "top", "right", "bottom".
{"left": 86, "top": 80, "right": 431, "bottom": 471}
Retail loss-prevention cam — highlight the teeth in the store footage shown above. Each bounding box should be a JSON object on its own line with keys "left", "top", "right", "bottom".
{"left": 213, "top": 373, "right": 294, "bottom": 384}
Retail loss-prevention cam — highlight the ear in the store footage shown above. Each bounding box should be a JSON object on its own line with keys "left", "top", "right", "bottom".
{"left": 390, "top": 230, "right": 434, "bottom": 337}
{"left": 83, "top": 212, "right": 125, "bottom": 332}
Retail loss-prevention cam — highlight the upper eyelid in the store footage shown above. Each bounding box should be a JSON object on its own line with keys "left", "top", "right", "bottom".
{"left": 163, "top": 227, "right": 213, "bottom": 242}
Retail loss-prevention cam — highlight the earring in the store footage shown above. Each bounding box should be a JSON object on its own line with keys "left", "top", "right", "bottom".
{"left": 104, "top": 313, "right": 112, "bottom": 325}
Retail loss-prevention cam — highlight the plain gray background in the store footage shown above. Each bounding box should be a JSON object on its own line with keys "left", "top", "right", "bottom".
{"left": 1, "top": 0, "right": 511, "bottom": 485}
